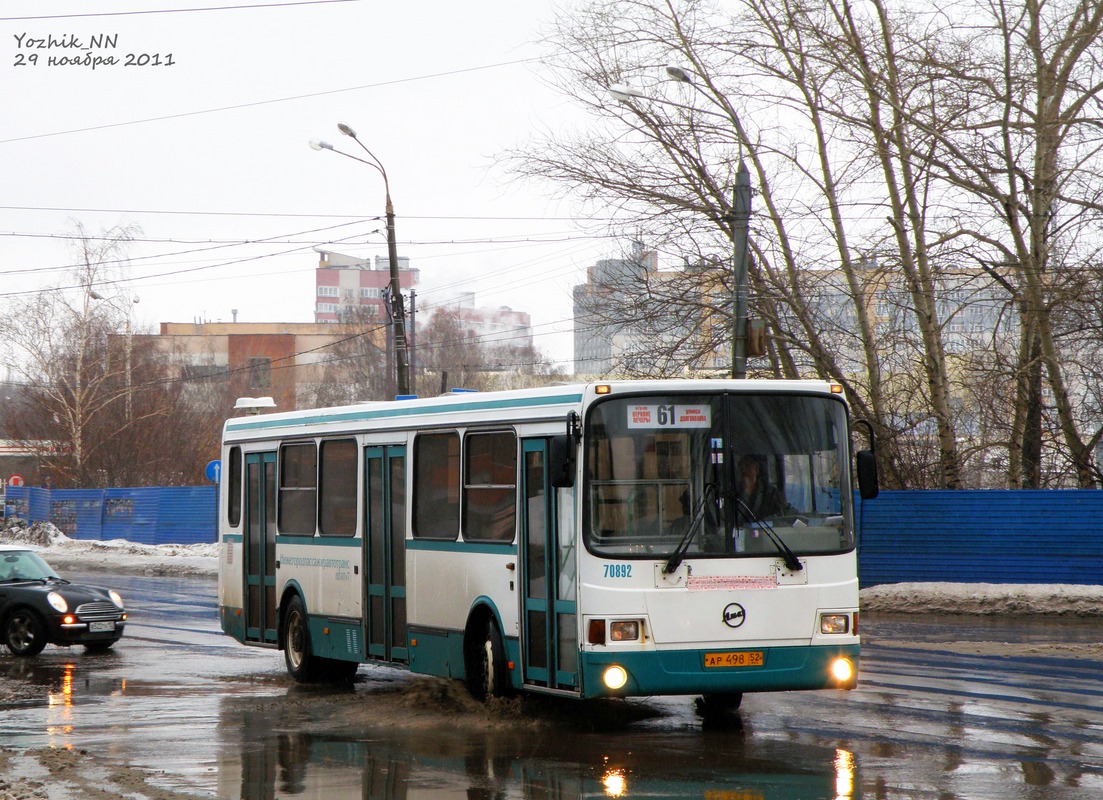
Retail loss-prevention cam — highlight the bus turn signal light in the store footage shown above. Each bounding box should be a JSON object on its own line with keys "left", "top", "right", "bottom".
{"left": 588, "top": 619, "right": 606, "bottom": 645}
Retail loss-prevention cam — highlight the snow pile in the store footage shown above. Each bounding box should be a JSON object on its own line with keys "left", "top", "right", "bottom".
{"left": 0, "top": 518, "right": 218, "bottom": 577}
{"left": 859, "top": 581, "right": 1103, "bottom": 616}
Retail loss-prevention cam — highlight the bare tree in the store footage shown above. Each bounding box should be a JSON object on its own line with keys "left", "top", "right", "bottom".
{"left": 510, "top": 0, "right": 1103, "bottom": 488}
{"left": 3, "top": 223, "right": 232, "bottom": 487}
{"left": 414, "top": 308, "right": 566, "bottom": 394}
{"left": 301, "top": 308, "right": 392, "bottom": 406}
{"left": 5, "top": 224, "right": 140, "bottom": 486}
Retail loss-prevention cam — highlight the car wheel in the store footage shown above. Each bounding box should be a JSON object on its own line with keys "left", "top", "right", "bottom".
{"left": 283, "top": 595, "right": 322, "bottom": 682}
{"left": 467, "top": 617, "right": 508, "bottom": 700}
{"left": 6, "top": 608, "right": 47, "bottom": 656}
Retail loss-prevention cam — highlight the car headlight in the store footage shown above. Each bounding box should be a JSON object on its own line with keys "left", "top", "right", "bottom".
{"left": 108, "top": 590, "right": 124, "bottom": 609}
{"left": 47, "top": 592, "right": 68, "bottom": 613}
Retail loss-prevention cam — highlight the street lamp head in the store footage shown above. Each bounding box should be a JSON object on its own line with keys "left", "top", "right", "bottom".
{"left": 608, "top": 84, "right": 647, "bottom": 102}
{"left": 309, "top": 139, "right": 334, "bottom": 151}
{"left": 337, "top": 123, "right": 357, "bottom": 139}
{"left": 665, "top": 65, "right": 693, "bottom": 84}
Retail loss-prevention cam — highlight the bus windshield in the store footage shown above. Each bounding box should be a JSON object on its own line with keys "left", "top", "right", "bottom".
{"left": 583, "top": 393, "right": 853, "bottom": 559}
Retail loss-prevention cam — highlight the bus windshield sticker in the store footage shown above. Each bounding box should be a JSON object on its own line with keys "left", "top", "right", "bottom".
{"left": 627, "top": 404, "right": 712, "bottom": 429}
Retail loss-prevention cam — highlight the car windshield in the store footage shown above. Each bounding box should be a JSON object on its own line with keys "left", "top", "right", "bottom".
{"left": 0, "top": 551, "right": 59, "bottom": 582}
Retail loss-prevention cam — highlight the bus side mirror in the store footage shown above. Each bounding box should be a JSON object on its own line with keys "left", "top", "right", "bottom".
{"left": 856, "top": 449, "right": 879, "bottom": 500}
{"left": 549, "top": 434, "right": 576, "bottom": 489}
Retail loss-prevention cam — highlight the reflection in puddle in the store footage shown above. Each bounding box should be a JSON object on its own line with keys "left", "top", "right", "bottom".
{"left": 217, "top": 691, "right": 854, "bottom": 799}
{"left": 0, "top": 653, "right": 127, "bottom": 701}
{"left": 601, "top": 762, "right": 627, "bottom": 797}
{"left": 45, "top": 663, "right": 75, "bottom": 747}
{"left": 835, "top": 748, "right": 855, "bottom": 798}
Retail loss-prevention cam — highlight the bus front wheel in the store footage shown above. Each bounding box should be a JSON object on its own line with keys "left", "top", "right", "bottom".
{"left": 467, "top": 617, "right": 508, "bottom": 700}
{"left": 695, "top": 692, "right": 743, "bottom": 718}
{"left": 283, "top": 595, "right": 322, "bottom": 682}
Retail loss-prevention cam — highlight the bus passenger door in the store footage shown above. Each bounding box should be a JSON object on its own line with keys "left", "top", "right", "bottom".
{"left": 243, "top": 451, "right": 278, "bottom": 645}
{"left": 363, "top": 446, "right": 408, "bottom": 664}
{"left": 520, "top": 439, "right": 578, "bottom": 691}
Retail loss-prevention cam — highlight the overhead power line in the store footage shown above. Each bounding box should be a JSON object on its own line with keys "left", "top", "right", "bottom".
{"left": 0, "top": 57, "right": 541, "bottom": 146}
{"left": 0, "top": 1, "right": 356, "bottom": 22}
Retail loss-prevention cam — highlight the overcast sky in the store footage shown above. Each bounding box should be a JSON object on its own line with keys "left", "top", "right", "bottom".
{"left": 1, "top": 0, "right": 614, "bottom": 368}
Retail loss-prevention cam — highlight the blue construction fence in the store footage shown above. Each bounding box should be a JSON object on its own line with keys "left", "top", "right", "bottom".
{"left": 4, "top": 486, "right": 1101, "bottom": 584}
{"left": 3, "top": 485, "right": 216, "bottom": 546}
{"left": 858, "top": 489, "right": 1103, "bottom": 587}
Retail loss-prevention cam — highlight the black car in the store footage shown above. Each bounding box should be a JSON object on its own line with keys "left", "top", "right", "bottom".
{"left": 0, "top": 545, "right": 127, "bottom": 656}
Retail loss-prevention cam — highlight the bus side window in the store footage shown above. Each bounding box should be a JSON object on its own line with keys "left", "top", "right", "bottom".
{"left": 227, "top": 446, "right": 242, "bottom": 527}
{"left": 413, "top": 432, "right": 460, "bottom": 540}
{"left": 319, "top": 439, "right": 357, "bottom": 537}
{"left": 463, "top": 431, "right": 516, "bottom": 542}
{"left": 279, "top": 442, "right": 318, "bottom": 535}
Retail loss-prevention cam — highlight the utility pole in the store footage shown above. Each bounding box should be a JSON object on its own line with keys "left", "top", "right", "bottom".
{"left": 310, "top": 125, "right": 411, "bottom": 398}
{"left": 383, "top": 191, "right": 411, "bottom": 397}
{"left": 408, "top": 289, "right": 417, "bottom": 395}
{"left": 730, "top": 161, "right": 752, "bottom": 379}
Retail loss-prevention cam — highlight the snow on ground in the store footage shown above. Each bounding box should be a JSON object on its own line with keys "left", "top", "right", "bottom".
{"left": 0, "top": 519, "right": 217, "bottom": 578}
{"left": 2, "top": 519, "right": 1101, "bottom": 614}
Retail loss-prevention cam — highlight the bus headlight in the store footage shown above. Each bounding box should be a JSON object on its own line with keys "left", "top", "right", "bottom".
{"left": 820, "top": 614, "right": 850, "bottom": 634}
{"left": 831, "top": 657, "right": 854, "bottom": 683}
{"left": 603, "top": 665, "right": 629, "bottom": 690}
{"left": 609, "top": 620, "right": 640, "bottom": 642}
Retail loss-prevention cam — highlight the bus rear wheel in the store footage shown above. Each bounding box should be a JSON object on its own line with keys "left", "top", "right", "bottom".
{"left": 283, "top": 595, "right": 323, "bottom": 682}
{"left": 467, "top": 617, "right": 508, "bottom": 700}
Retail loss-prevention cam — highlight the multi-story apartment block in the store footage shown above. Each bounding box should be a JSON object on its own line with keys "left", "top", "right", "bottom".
{"left": 426, "top": 292, "right": 533, "bottom": 350}
{"left": 573, "top": 245, "right": 729, "bottom": 376}
{"left": 314, "top": 250, "right": 419, "bottom": 324}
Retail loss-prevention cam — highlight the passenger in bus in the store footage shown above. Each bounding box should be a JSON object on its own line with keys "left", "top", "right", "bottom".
{"left": 736, "top": 455, "right": 794, "bottom": 519}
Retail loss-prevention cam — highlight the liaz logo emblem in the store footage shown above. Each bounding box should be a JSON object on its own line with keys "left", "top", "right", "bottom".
{"left": 722, "top": 602, "right": 746, "bottom": 628}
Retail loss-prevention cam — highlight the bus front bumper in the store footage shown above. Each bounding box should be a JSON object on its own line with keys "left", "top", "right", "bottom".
{"left": 579, "top": 643, "right": 860, "bottom": 699}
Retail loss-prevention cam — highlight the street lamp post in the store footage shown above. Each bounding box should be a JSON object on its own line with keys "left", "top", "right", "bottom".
{"left": 90, "top": 289, "right": 140, "bottom": 421}
{"left": 610, "top": 69, "right": 753, "bottom": 378}
{"left": 729, "top": 162, "right": 751, "bottom": 379}
{"left": 310, "top": 126, "right": 411, "bottom": 398}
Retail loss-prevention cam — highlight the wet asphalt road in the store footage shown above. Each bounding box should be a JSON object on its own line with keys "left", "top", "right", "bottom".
{"left": 1, "top": 573, "right": 1102, "bottom": 799}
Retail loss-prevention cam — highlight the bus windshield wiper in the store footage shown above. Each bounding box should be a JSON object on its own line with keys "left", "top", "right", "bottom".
{"left": 664, "top": 483, "right": 717, "bottom": 574}
{"left": 734, "top": 497, "right": 804, "bottom": 573}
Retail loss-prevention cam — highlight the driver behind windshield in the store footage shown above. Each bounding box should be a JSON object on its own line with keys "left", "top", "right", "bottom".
{"left": 737, "top": 455, "right": 795, "bottom": 519}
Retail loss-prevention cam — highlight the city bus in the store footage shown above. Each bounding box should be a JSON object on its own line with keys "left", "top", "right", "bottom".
{"left": 217, "top": 379, "right": 877, "bottom": 708}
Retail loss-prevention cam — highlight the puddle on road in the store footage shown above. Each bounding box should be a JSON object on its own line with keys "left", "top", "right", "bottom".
{"left": 1, "top": 657, "right": 856, "bottom": 798}
{"left": 209, "top": 677, "right": 855, "bottom": 799}
{"left": 0, "top": 656, "right": 126, "bottom": 707}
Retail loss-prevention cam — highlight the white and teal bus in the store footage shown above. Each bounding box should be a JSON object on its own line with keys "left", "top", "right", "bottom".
{"left": 217, "top": 380, "right": 877, "bottom": 708}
